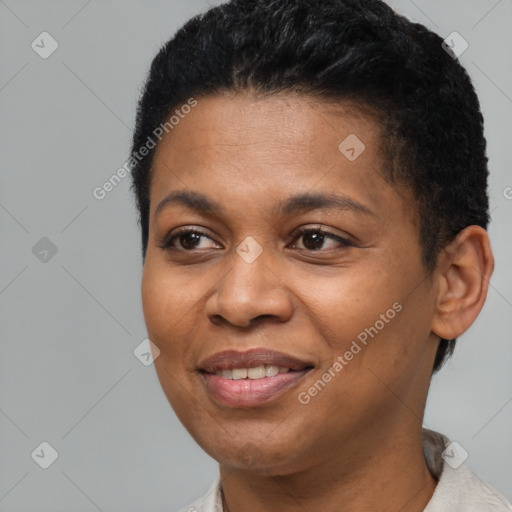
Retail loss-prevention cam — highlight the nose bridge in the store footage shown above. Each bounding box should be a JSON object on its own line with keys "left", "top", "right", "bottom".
{"left": 205, "top": 238, "right": 293, "bottom": 327}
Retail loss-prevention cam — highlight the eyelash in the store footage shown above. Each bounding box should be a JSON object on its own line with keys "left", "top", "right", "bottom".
{"left": 157, "top": 226, "right": 353, "bottom": 253}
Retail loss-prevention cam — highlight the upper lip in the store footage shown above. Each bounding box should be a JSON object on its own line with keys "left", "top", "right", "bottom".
{"left": 198, "top": 348, "right": 313, "bottom": 373}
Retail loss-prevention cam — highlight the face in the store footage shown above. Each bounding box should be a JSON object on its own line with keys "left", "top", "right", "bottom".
{"left": 141, "top": 92, "right": 440, "bottom": 474}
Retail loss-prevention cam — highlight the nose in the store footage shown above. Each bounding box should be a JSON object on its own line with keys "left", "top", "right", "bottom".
{"left": 204, "top": 247, "right": 294, "bottom": 329}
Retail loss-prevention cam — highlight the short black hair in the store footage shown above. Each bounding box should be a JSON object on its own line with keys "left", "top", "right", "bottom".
{"left": 130, "top": 0, "right": 490, "bottom": 373}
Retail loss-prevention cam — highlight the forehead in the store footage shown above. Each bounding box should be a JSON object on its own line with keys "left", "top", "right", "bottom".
{"left": 154, "top": 92, "right": 381, "bottom": 163}
{"left": 148, "top": 92, "right": 413, "bottom": 226}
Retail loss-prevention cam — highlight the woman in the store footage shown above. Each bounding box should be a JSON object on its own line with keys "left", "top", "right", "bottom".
{"left": 129, "top": 0, "right": 511, "bottom": 510}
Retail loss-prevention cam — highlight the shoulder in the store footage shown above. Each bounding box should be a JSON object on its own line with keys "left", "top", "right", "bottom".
{"left": 422, "top": 428, "right": 512, "bottom": 512}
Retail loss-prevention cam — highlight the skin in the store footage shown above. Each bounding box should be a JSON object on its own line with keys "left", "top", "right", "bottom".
{"left": 141, "top": 91, "right": 494, "bottom": 512}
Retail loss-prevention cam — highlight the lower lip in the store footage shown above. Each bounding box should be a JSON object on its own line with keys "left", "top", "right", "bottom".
{"left": 201, "top": 370, "right": 311, "bottom": 407}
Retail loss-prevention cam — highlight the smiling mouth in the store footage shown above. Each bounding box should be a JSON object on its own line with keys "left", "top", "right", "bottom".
{"left": 209, "top": 365, "right": 294, "bottom": 380}
{"left": 200, "top": 367, "right": 313, "bottom": 407}
{"left": 198, "top": 348, "right": 314, "bottom": 407}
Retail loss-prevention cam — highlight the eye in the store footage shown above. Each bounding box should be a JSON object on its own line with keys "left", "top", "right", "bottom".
{"left": 157, "top": 228, "right": 221, "bottom": 251}
{"left": 157, "top": 225, "right": 353, "bottom": 253}
{"left": 288, "top": 226, "right": 353, "bottom": 252}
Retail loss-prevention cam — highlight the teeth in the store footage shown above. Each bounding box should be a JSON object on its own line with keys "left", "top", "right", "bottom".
{"left": 247, "top": 366, "right": 266, "bottom": 379}
{"left": 265, "top": 365, "right": 280, "bottom": 377}
{"left": 214, "top": 365, "right": 293, "bottom": 379}
{"left": 232, "top": 368, "right": 248, "bottom": 380}
{"left": 220, "top": 369, "right": 232, "bottom": 379}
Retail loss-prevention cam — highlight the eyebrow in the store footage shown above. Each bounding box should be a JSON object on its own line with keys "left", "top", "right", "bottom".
{"left": 278, "top": 192, "right": 375, "bottom": 217}
{"left": 155, "top": 190, "right": 222, "bottom": 218}
{"left": 154, "top": 190, "right": 375, "bottom": 218}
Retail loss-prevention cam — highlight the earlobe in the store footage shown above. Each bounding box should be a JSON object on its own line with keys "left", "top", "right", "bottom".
{"left": 431, "top": 225, "right": 494, "bottom": 340}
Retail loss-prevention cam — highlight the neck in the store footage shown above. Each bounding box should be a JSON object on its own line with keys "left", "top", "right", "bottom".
{"left": 219, "top": 425, "right": 437, "bottom": 512}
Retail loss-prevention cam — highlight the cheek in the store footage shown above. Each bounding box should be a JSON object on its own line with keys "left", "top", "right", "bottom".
{"left": 142, "top": 257, "right": 197, "bottom": 323}
{"left": 295, "top": 263, "right": 428, "bottom": 400}
{"left": 141, "top": 263, "right": 195, "bottom": 357}
{"left": 141, "top": 263, "right": 200, "bottom": 411}
{"left": 141, "top": 266, "right": 167, "bottom": 338}
{"left": 294, "top": 266, "right": 401, "bottom": 348}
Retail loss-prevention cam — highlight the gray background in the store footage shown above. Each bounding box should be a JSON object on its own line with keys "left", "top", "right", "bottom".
{"left": 1, "top": 0, "right": 511, "bottom": 510}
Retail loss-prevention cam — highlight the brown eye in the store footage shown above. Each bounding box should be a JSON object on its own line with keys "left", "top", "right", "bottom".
{"left": 290, "top": 228, "right": 352, "bottom": 252}
{"left": 157, "top": 228, "right": 220, "bottom": 251}
{"left": 178, "top": 232, "right": 203, "bottom": 250}
{"left": 301, "top": 231, "right": 325, "bottom": 250}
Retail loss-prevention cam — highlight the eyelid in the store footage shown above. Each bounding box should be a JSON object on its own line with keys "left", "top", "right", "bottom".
{"left": 156, "top": 226, "right": 220, "bottom": 250}
{"left": 288, "top": 224, "right": 354, "bottom": 246}
{"left": 157, "top": 224, "right": 354, "bottom": 253}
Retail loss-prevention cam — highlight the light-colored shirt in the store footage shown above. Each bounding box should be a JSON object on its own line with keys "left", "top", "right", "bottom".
{"left": 179, "top": 428, "right": 512, "bottom": 512}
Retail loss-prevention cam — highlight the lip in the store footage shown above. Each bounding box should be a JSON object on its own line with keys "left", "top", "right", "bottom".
{"left": 198, "top": 348, "right": 314, "bottom": 407}
{"left": 198, "top": 348, "right": 312, "bottom": 373}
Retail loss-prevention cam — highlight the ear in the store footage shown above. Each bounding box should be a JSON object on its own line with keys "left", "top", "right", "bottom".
{"left": 431, "top": 225, "right": 494, "bottom": 340}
